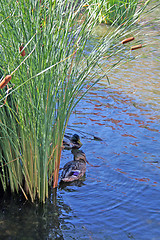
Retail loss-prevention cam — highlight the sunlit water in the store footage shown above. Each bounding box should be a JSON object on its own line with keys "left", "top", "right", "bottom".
{"left": 0, "top": 7, "right": 160, "bottom": 240}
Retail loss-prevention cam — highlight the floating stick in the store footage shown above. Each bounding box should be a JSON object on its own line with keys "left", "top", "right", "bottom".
{"left": 0, "top": 75, "right": 12, "bottom": 89}
{"left": 131, "top": 44, "right": 142, "bottom": 50}
{"left": 121, "top": 37, "right": 135, "bottom": 44}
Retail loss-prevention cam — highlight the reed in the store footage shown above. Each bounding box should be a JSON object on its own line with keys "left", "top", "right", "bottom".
{"left": 87, "top": 0, "right": 151, "bottom": 25}
{"left": 0, "top": 0, "right": 154, "bottom": 203}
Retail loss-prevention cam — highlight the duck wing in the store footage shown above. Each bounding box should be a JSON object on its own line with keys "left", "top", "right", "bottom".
{"left": 61, "top": 160, "right": 86, "bottom": 180}
{"left": 61, "top": 161, "right": 78, "bottom": 178}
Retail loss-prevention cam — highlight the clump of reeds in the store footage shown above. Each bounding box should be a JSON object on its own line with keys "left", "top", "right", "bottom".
{"left": 87, "top": 0, "right": 151, "bottom": 25}
{"left": 0, "top": 0, "right": 154, "bottom": 203}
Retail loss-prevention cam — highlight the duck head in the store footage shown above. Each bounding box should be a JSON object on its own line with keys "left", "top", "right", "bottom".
{"left": 71, "top": 149, "right": 86, "bottom": 162}
{"left": 71, "top": 134, "right": 82, "bottom": 148}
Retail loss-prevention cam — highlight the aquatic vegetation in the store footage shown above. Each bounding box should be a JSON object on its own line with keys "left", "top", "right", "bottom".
{"left": 0, "top": 0, "right": 155, "bottom": 203}
{"left": 87, "top": 0, "right": 151, "bottom": 25}
{"left": 0, "top": 75, "right": 12, "bottom": 89}
{"left": 130, "top": 44, "right": 142, "bottom": 50}
{"left": 121, "top": 36, "right": 135, "bottom": 44}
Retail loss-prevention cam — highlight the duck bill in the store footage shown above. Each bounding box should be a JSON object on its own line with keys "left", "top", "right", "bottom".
{"left": 78, "top": 139, "right": 82, "bottom": 146}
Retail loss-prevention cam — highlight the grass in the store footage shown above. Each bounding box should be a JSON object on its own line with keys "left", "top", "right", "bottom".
{"left": 87, "top": 0, "right": 151, "bottom": 25}
{"left": 0, "top": 0, "right": 156, "bottom": 203}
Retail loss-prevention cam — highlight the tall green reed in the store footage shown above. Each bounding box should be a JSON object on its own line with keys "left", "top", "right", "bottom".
{"left": 87, "top": 0, "right": 151, "bottom": 25}
{"left": 0, "top": 0, "right": 153, "bottom": 202}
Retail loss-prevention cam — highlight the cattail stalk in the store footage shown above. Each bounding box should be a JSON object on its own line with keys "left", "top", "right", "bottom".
{"left": 122, "top": 37, "right": 135, "bottom": 44}
{"left": 131, "top": 44, "right": 142, "bottom": 50}
{"left": 19, "top": 45, "right": 26, "bottom": 57}
{"left": 0, "top": 75, "right": 12, "bottom": 89}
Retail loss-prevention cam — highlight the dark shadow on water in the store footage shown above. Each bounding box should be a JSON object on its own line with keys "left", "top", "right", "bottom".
{"left": 0, "top": 188, "right": 75, "bottom": 240}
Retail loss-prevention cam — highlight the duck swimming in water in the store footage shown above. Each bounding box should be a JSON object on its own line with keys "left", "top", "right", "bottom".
{"left": 61, "top": 149, "right": 86, "bottom": 182}
{"left": 62, "top": 134, "right": 82, "bottom": 150}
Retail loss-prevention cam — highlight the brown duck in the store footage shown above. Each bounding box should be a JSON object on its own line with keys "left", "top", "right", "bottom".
{"left": 61, "top": 149, "right": 86, "bottom": 182}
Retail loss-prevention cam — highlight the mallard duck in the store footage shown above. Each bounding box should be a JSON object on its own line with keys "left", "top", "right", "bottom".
{"left": 62, "top": 134, "right": 82, "bottom": 150}
{"left": 60, "top": 149, "right": 86, "bottom": 182}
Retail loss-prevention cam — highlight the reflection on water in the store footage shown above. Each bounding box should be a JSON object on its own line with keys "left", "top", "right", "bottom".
{"left": 59, "top": 179, "right": 86, "bottom": 191}
{"left": 62, "top": 85, "right": 160, "bottom": 240}
{"left": 0, "top": 190, "right": 66, "bottom": 240}
{"left": 101, "top": 10, "right": 160, "bottom": 116}
{"left": 0, "top": 6, "right": 160, "bottom": 240}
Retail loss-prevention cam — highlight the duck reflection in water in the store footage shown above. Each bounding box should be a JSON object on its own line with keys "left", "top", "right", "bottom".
{"left": 59, "top": 178, "right": 86, "bottom": 190}
{"left": 60, "top": 149, "right": 86, "bottom": 186}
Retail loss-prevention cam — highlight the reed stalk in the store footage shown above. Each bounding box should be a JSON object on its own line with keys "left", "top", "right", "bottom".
{"left": 87, "top": 0, "right": 151, "bottom": 25}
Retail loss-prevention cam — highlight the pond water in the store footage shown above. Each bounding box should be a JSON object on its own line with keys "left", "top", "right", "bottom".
{"left": 0, "top": 7, "right": 160, "bottom": 240}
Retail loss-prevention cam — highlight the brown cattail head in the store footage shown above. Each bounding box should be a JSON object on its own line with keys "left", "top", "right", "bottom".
{"left": 19, "top": 45, "right": 25, "bottom": 57}
{"left": 0, "top": 75, "right": 12, "bottom": 89}
{"left": 131, "top": 44, "right": 142, "bottom": 51}
{"left": 121, "top": 37, "right": 135, "bottom": 44}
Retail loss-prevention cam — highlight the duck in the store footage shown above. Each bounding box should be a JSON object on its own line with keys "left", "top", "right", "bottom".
{"left": 62, "top": 134, "right": 82, "bottom": 150}
{"left": 60, "top": 149, "right": 86, "bottom": 182}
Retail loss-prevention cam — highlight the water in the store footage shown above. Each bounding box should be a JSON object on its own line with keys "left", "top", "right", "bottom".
{"left": 0, "top": 7, "right": 160, "bottom": 240}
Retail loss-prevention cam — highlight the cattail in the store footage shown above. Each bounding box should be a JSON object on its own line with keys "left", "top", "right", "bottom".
{"left": 19, "top": 45, "right": 25, "bottom": 57}
{"left": 0, "top": 75, "right": 12, "bottom": 89}
{"left": 131, "top": 44, "right": 142, "bottom": 50}
{"left": 121, "top": 37, "right": 135, "bottom": 44}
{"left": 83, "top": 4, "right": 89, "bottom": 7}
